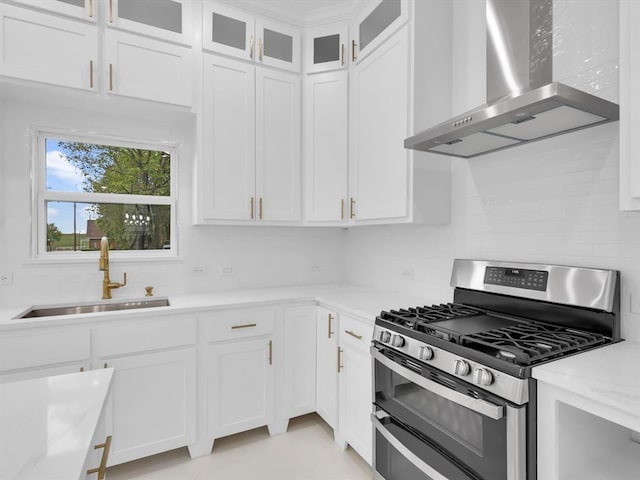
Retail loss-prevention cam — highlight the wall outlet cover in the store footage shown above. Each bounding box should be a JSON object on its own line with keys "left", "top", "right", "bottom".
{"left": 0, "top": 272, "right": 13, "bottom": 286}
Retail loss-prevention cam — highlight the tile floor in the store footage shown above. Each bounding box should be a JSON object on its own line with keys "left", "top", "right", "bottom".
{"left": 107, "top": 414, "right": 372, "bottom": 480}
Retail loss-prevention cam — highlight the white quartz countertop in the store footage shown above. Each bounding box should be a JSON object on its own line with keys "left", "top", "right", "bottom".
{"left": 0, "top": 284, "right": 443, "bottom": 328}
{"left": 0, "top": 368, "right": 113, "bottom": 480}
{"left": 532, "top": 340, "right": 640, "bottom": 423}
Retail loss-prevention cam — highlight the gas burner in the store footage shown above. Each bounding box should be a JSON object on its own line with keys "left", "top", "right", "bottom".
{"left": 379, "top": 303, "right": 485, "bottom": 330}
{"left": 496, "top": 350, "right": 517, "bottom": 362}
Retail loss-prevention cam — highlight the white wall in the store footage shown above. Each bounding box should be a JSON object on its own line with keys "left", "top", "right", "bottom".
{"left": 0, "top": 93, "right": 344, "bottom": 307}
{"left": 344, "top": 0, "right": 640, "bottom": 343}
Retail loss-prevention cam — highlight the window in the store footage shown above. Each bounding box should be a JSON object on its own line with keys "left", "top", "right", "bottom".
{"left": 35, "top": 130, "right": 177, "bottom": 257}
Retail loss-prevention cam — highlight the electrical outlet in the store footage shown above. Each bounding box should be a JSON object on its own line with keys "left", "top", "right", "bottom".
{"left": 401, "top": 268, "right": 414, "bottom": 280}
{"left": 311, "top": 264, "right": 322, "bottom": 273}
{"left": 192, "top": 265, "right": 207, "bottom": 275}
{"left": 0, "top": 271, "right": 13, "bottom": 286}
{"left": 220, "top": 266, "right": 235, "bottom": 276}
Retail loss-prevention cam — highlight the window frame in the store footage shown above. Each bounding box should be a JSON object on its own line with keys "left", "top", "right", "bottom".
{"left": 32, "top": 128, "right": 179, "bottom": 259}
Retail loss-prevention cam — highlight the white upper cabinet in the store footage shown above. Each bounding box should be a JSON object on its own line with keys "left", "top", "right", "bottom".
{"left": 305, "top": 24, "right": 348, "bottom": 74}
{"left": 349, "top": 24, "right": 411, "bottom": 223}
{"left": 104, "top": 29, "right": 193, "bottom": 106}
{"left": 0, "top": 3, "right": 98, "bottom": 90}
{"left": 620, "top": 0, "right": 639, "bottom": 210}
{"left": 107, "top": 0, "right": 193, "bottom": 45}
{"left": 10, "top": 0, "right": 96, "bottom": 21}
{"left": 203, "top": 1, "right": 300, "bottom": 73}
{"left": 351, "top": 0, "right": 408, "bottom": 64}
{"left": 304, "top": 70, "right": 348, "bottom": 224}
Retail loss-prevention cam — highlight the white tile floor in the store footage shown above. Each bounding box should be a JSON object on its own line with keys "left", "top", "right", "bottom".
{"left": 107, "top": 414, "right": 372, "bottom": 480}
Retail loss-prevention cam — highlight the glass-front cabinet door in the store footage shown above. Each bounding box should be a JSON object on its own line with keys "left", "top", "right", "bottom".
{"left": 256, "top": 18, "right": 300, "bottom": 73}
{"left": 352, "top": 0, "right": 408, "bottom": 63}
{"left": 305, "top": 24, "right": 348, "bottom": 73}
{"left": 10, "top": 0, "right": 96, "bottom": 21}
{"left": 108, "top": 0, "right": 193, "bottom": 45}
{"left": 202, "top": 2, "right": 255, "bottom": 61}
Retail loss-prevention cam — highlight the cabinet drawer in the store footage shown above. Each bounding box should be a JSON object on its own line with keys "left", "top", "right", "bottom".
{"left": 205, "top": 308, "right": 277, "bottom": 342}
{"left": 339, "top": 314, "right": 373, "bottom": 353}
{"left": 94, "top": 317, "right": 196, "bottom": 357}
{"left": 0, "top": 327, "right": 90, "bottom": 372}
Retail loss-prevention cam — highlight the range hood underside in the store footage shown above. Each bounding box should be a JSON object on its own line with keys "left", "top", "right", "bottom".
{"left": 404, "top": 82, "right": 619, "bottom": 159}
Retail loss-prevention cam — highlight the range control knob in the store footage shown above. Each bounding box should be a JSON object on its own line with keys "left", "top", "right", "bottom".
{"left": 453, "top": 359, "right": 471, "bottom": 376}
{"left": 391, "top": 335, "right": 405, "bottom": 348}
{"left": 473, "top": 368, "right": 494, "bottom": 386}
{"left": 419, "top": 346, "right": 434, "bottom": 361}
{"left": 378, "top": 330, "right": 391, "bottom": 343}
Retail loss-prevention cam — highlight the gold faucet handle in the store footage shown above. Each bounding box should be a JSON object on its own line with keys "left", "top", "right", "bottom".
{"left": 145, "top": 286, "right": 154, "bottom": 297}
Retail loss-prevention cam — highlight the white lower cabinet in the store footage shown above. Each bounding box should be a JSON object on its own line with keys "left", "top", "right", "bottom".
{"left": 207, "top": 338, "right": 275, "bottom": 438}
{"left": 316, "top": 306, "right": 339, "bottom": 429}
{"left": 337, "top": 314, "right": 374, "bottom": 465}
{"left": 283, "top": 305, "right": 317, "bottom": 419}
{"left": 102, "top": 348, "right": 196, "bottom": 466}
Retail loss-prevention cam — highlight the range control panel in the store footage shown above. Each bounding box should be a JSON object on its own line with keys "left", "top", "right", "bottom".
{"left": 484, "top": 266, "right": 549, "bottom": 291}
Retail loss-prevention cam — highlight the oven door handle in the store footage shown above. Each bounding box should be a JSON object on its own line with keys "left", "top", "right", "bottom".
{"left": 372, "top": 347, "right": 504, "bottom": 420}
{"left": 372, "top": 414, "right": 450, "bottom": 480}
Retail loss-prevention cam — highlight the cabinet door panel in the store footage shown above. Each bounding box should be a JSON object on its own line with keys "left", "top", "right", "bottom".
{"left": 104, "top": 30, "right": 192, "bottom": 106}
{"left": 256, "top": 68, "right": 301, "bottom": 221}
{"left": 352, "top": 0, "right": 408, "bottom": 63}
{"left": 110, "top": 0, "right": 192, "bottom": 45}
{"left": 11, "top": 0, "right": 95, "bottom": 21}
{"left": 104, "top": 348, "right": 196, "bottom": 466}
{"left": 284, "top": 306, "right": 316, "bottom": 418}
{"left": 256, "top": 17, "right": 300, "bottom": 72}
{"left": 0, "top": 4, "right": 98, "bottom": 90}
{"left": 306, "top": 24, "right": 348, "bottom": 73}
{"left": 0, "top": 362, "right": 90, "bottom": 384}
{"left": 207, "top": 339, "right": 274, "bottom": 438}
{"left": 304, "top": 71, "right": 348, "bottom": 223}
{"left": 202, "top": 2, "right": 255, "bottom": 61}
{"left": 339, "top": 346, "right": 373, "bottom": 465}
{"left": 201, "top": 54, "right": 256, "bottom": 221}
{"left": 316, "top": 307, "right": 338, "bottom": 428}
{"left": 350, "top": 26, "right": 410, "bottom": 222}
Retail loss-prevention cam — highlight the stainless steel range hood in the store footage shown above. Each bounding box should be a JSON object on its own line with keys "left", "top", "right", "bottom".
{"left": 404, "top": 0, "right": 619, "bottom": 159}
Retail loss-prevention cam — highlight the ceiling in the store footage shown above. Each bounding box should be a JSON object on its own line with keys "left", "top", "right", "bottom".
{"left": 219, "top": 0, "right": 368, "bottom": 26}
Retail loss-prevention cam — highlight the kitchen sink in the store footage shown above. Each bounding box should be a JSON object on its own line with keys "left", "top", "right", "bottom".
{"left": 15, "top": 298, "right": 170, "bottom": 319}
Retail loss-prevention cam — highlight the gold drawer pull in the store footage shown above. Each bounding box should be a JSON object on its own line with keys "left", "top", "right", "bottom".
{"left": 337, "top": 347, "right": 343, "bottom": 373}
{"left": 345, "top": 330, "right": 363, "bottom": 340}
{"left": 328, "top": 313, "right": 334, "bottom": 338}
{"left": 268, "top": 340, "right": 273, "bottom": 365}
{"left": 231, "top": 323, "right": 257, "bottom": 329}
{"left": 87, "top": 435, "right": 112, "bottom": 480}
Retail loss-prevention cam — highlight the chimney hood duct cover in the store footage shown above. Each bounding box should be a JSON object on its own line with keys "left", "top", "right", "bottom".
{"left": 404, "top": 0, "right": 619, "bottom": 159}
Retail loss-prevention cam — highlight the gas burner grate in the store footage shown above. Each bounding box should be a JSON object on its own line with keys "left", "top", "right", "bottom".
{"left": 462, "top": 323, "right": 607, "bottom": 365}
{"left": 379, "top": 303, "right": 484, "bottom": 329}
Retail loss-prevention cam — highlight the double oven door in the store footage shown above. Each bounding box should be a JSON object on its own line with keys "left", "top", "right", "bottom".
{"left": 371, "top": 344, "right": 527, "bottom": 480}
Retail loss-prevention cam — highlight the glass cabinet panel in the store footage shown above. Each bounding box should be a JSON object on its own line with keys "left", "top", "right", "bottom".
{"left": 11, "top": 0, "right": 95, "bottom": 20}
{"left": 57, "top": 0, "right": 85, "bottom": 8}
{"left": 263, "top": 28, "right": 293, "bottom": 63}
{"left": 353, "top": 0, "right": 408, "bottom": 63}
{"left": 211, "top": 12, "right": 247, "bottom": 51}
{"left": 117, "top": 0, "right": 182, "bottom": 34}
{"left": 306, "top": 24, "right": 347, "bottom": 73}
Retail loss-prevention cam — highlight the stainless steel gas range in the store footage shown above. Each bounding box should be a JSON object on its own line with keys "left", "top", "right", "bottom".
{"left": 371, "top": 259, "right": 621, "bottom": 480}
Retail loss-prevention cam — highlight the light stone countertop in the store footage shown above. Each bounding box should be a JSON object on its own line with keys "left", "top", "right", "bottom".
{"left": 0, "top": 284, "right": 444, "bottom": 329}
{"left": 532, "top": 340, "right": 640, "bottom": 429}
{"left": 0, "top": 368, "right": 113, "bottom": 480}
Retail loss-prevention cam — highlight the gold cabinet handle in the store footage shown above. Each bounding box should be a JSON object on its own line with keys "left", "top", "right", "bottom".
{"left": 108, "top": 0, "right": 113, "bottom": 23}
{"left": 103, "top": 363, "right": 108, "bottom": 368}
{"left": 80, "top": 366, "right": 85, "bottom": 372}
{"left": 337, "top": 347, "right": 343, "bottom": 373}
{"left": 89, "top": 0, "right": 93, "bottom": 18}
{"left": 86, "top": 435, "right": 112, "bottom": 480}
{"left": 340, "top": 198, "right": 345, "bottom": 220}
{"left": 250, "top": 197, "right": 254, "bottom": 219}
{"left": 89, "top": 60, "right": 94, "bottom": 88}
{"left": 259, "top": 197, "right": 263, "bottom": 219}
{"left": 328, "top": 313, "right": 334, "bottom": 338}
{"left": 268, "top": 340, "right": 273, "bottom": 365}
{"left": 231, "top": 323, "right": 257, "bottom": 329}
{"left": 341, "top": 43, "right": 345, "bottom": 66}
{"left": 352, "top": 40, "right": 357, "bottom": 62}
{"left": 249, "top": 36, "right": 254, "bottom": 59}
{"left": 345, "top": 330, "right": 363, "bottom": 340}
{"left": 109, "top": 63, "right": 113, "bottom": 91}
{"left": 350, "top": 197, "right": 355, "bottom": 219}
{"left": 259, "top": 38, "right": 263, "bottom": 62}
